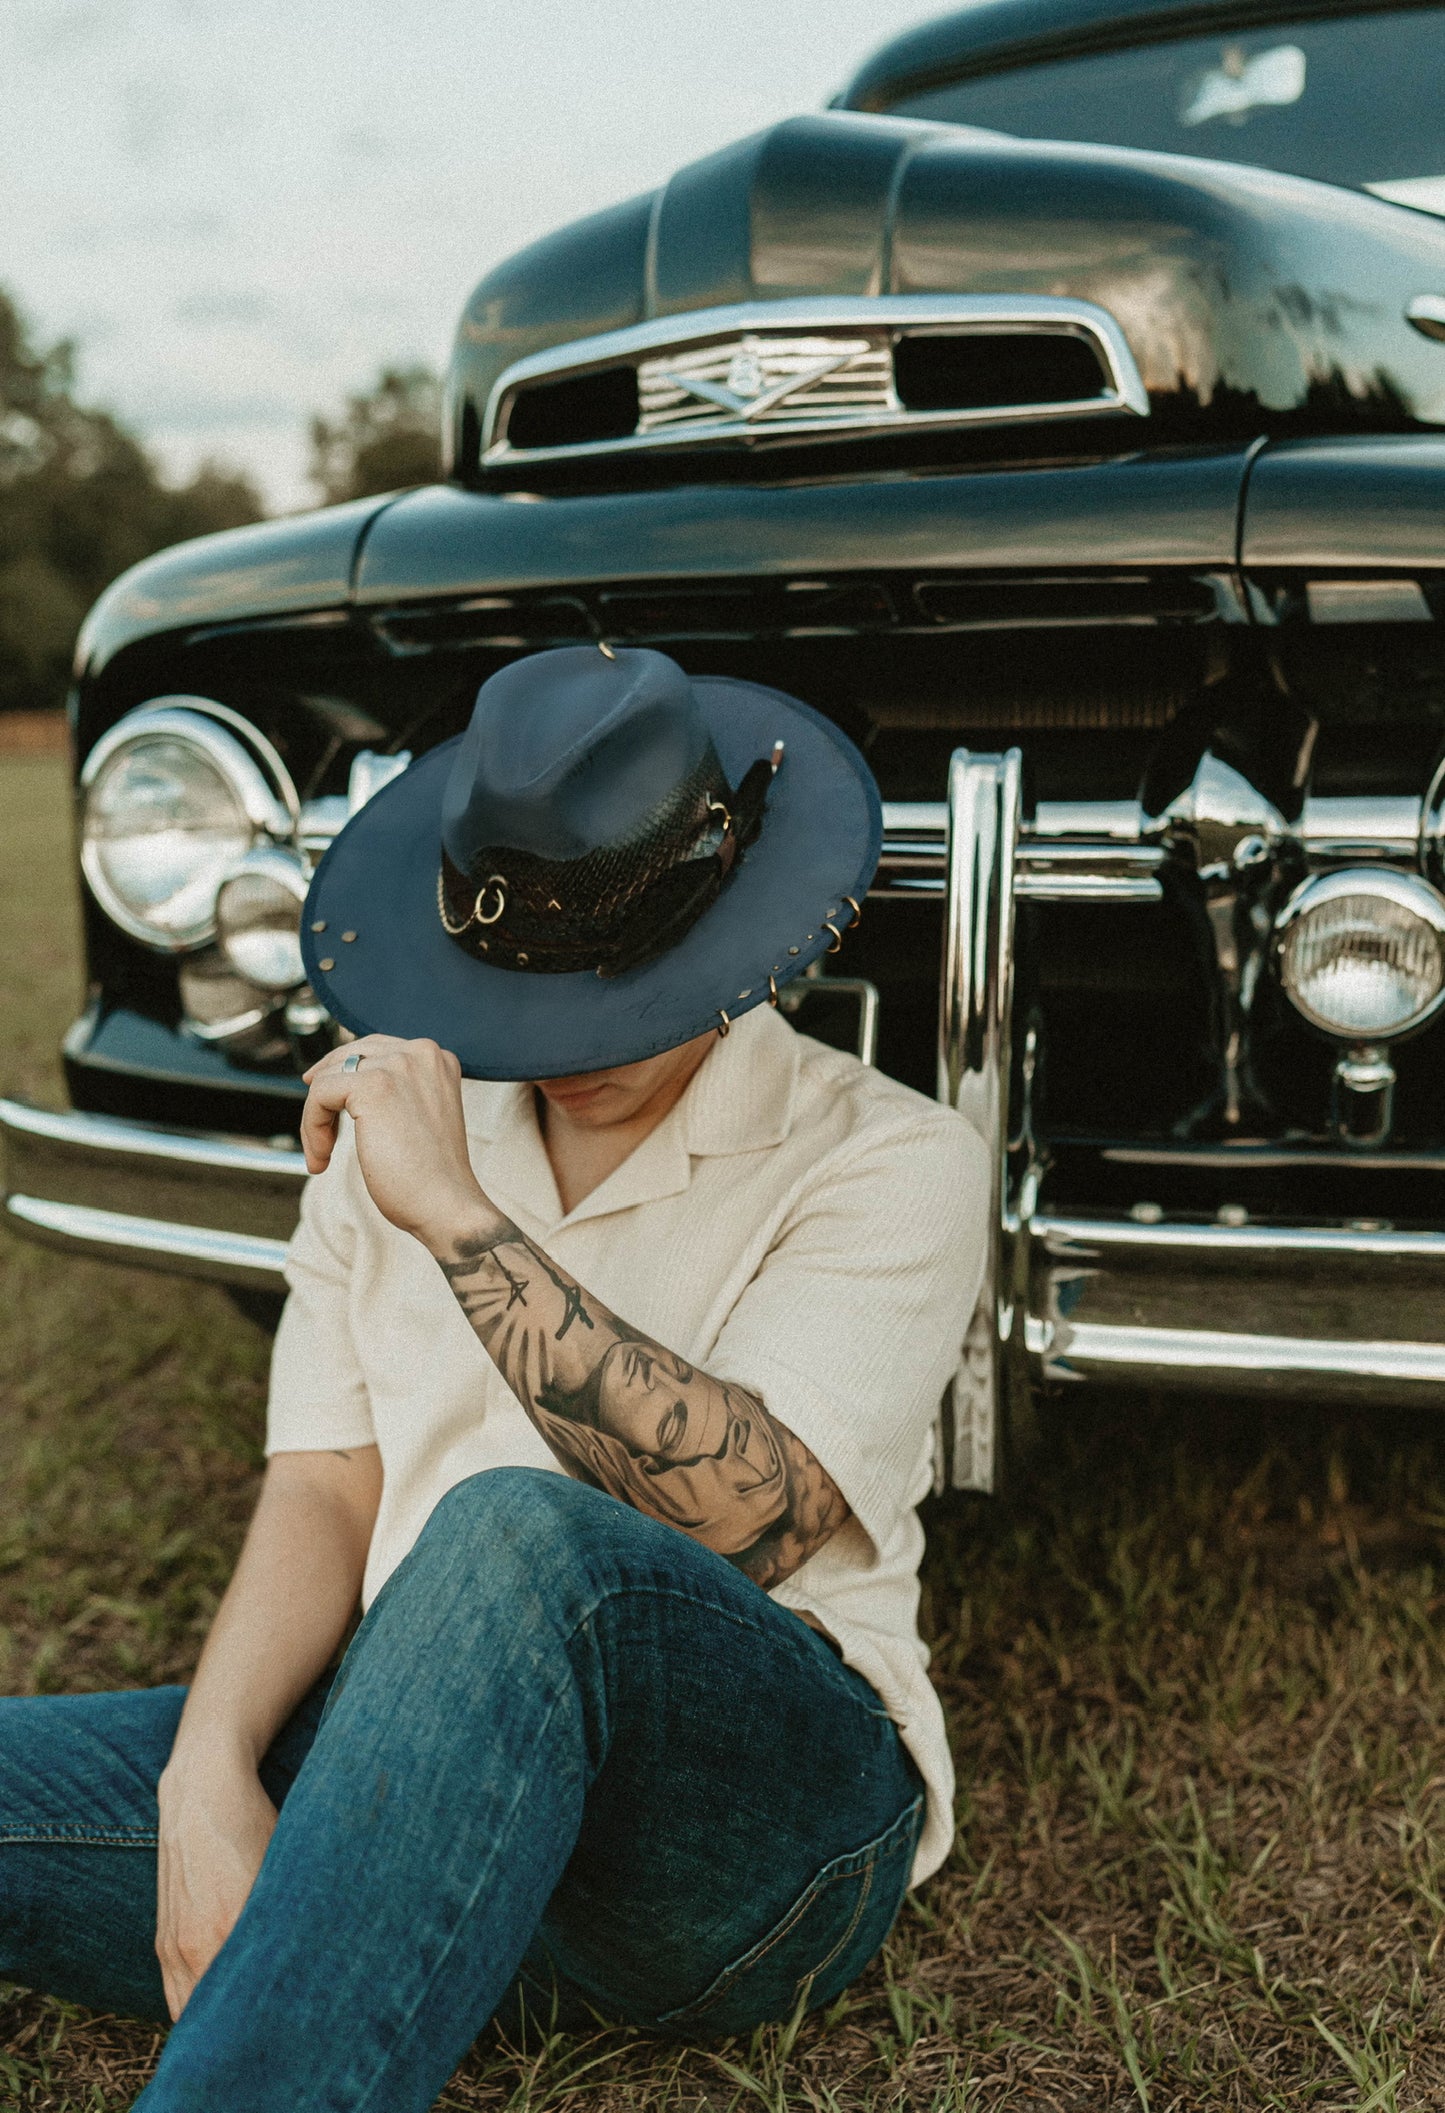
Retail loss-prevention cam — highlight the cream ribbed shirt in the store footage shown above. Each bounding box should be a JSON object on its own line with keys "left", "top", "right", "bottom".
{"left": 266, "top": 1004, "right": 988, "bottom": 1883}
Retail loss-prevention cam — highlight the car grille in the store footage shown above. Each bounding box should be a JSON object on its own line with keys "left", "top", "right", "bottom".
{"left": 636, "top": 334, "right": 893, "bottom": 434}
{"left": 481, "top": 296, "right": 1149, "bottom": 466}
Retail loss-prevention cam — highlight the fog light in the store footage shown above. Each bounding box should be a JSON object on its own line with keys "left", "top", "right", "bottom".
{"left": 1333, "top": 1044, "right": 1395, "bottom": 1147}
{"left": 1276, "top": 868, "right": 1445, "bottom": 1038}
{"left": 178, "top": 951, "right": 276, "bottom": 1046}
{"left": 216, "top": 846, "right": 309, "bottom": 991}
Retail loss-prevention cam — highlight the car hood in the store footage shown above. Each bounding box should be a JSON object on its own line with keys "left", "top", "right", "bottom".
{"left": 447, "top": 110, "right": 1445, "bottom": 470}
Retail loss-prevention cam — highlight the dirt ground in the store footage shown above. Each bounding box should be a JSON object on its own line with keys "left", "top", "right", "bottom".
{"left": 0, "top": 715, "right": 67, "bottom": 758}
{"left": 3, "top": 749, "right": 1445, "bottom": 2111}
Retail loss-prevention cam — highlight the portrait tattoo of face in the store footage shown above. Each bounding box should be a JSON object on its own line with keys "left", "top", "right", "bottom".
{"left": 436, "top": 1213, "right": 848, "bottom": 1587}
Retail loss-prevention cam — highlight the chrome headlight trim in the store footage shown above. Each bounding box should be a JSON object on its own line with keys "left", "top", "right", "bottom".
{"left": 1275, "top": 866, "right": 1445, "bottom": 1041}
{"left": 80, "top": 702, "right": 298, "bottom": 952}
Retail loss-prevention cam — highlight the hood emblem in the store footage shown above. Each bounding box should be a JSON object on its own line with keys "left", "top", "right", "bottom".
{"left": 640, "top": 331, "right": 885, "bottom": 431}
{"left": 726, "top": 345, "right": 765, "bottom": 399}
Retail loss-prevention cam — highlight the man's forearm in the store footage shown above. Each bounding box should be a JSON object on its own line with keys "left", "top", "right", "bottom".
{"left": 291, "top": 1033, "right": 845, "bottom": 1587}
{"left": 429, "top": 1208, "right": 845, "bottom": 1589}
{"left": 165, "top": 1450, "right": 381, "bottom": 1781}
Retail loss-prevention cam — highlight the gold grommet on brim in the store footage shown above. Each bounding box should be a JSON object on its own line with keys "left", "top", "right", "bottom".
{"left": 717, "top": 1008, "right": 731, "bottom": 1037}
{"left": 311, "top": 919, "right": 327, "bottom": 933}
{"left": 843, "top": 895, "right": 862, "bottom": 926}
{"left": 823, "top": 921, "right": 843, "bottom": 953}
{"left": 342, "top": 930, "right": 356, "bottom": 943}
{"left": 318, "top": 957, "right": 335, "bottom": 972}
{"left": 768, "top": 974, "right": 779, "bottom": 1006}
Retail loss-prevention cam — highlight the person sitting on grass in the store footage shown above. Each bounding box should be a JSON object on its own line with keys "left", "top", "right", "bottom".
{"left": 0, "top": 644, "right": 986, "bottom": 2111}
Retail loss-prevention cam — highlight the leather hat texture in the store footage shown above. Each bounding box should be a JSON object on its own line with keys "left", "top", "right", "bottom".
{"left": 301, "top": 646, "right": 881, "bottom": 1080}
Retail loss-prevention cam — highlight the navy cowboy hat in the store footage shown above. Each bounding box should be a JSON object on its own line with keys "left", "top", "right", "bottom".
{"left": 300, "top": 645, "right": 881, "bottom": 1080}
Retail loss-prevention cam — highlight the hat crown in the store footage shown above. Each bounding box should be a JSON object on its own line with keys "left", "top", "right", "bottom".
{"left": 441, "top": 646, "right": 710, "bottom": 867}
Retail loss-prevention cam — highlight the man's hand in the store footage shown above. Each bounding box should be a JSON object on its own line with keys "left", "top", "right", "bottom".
{"left": 154, "top": 1754, "right": 278, "bottom": 2020}
{"left": 301, "top": 1036, "right": 489, "bottom": 1248}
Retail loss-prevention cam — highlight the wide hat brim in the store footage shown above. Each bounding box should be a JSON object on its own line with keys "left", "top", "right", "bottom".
{"left": 300, "top": 677, "right": 882, "bottom": 1079}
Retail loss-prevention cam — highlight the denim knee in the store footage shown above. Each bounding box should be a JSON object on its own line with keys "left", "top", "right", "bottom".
{"left": 429, "top": 1464, "right": 596, "bottom": 1541}
{"left": 400, "top": 1468, "right": 628, "bottom": 1612}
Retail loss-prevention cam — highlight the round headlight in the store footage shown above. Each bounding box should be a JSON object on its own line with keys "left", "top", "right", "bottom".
{"left": 81, "top": 704, "right": 293, "bottom": 951}
{"left": 1277, "top": 868, "right": 1445, "bottom": 1039}
{"left": 216, "top": 847, "right": 309, "bottom": 992}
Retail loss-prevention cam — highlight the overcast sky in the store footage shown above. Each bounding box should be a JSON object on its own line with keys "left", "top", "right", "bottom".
{"left": 3, "top": 0, "right": 935, "bottom": 510}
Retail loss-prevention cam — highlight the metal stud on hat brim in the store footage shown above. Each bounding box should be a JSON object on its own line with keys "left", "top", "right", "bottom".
{"left": 299, "top": 662, "right": 880, "bottom": 1081}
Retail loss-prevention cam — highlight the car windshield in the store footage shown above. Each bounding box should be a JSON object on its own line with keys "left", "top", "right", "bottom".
{"left": 885, "top": 6, "right": 1445, "bottom": 215}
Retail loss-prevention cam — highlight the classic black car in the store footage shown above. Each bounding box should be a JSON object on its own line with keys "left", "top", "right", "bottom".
{"left": 10, "top": 0, "right": 1445, "bottom": 1490}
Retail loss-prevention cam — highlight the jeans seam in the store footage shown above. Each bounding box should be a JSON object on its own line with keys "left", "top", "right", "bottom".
{"left": 344, "top": 1676, "right": 575, "bottom": 2113}
{"left": 665, "top": 1864, "right": 872, "bottom": 2028}
{"left": 726, "top": 1858, "right": 868, "bottom": 1985}
{"left": 658, "top": 1794, "right": 924, "bottom": 2027}
{"left": 0, "top": 1828, "right": 157, "bottom": 1846}
{"left": 799, "top": 1856, "right": 875, "bottom": 1998}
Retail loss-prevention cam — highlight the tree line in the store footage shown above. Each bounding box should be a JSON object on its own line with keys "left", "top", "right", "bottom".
{"left": 0, "top": 289, "right": 440, "bottom": 715}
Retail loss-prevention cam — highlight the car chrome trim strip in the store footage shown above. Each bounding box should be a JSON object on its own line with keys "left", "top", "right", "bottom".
{"left": 0, "top": 1100, "right": 304, "bottom": 1281}
{"left": 5, "top": 1194, "right": 290, "bottom": 1290}
{"left": 481, "top": 296, "right": 1151, "bottom": 464}
{"left": 1029, "top": 1316, "right": 1445, "bottom": 1387}
{"left": 0, "top": 1098, "right": 308, "bottom": 1180}
{"left": 1037, "top": 1212, "right": 1445, "bottom": 1261}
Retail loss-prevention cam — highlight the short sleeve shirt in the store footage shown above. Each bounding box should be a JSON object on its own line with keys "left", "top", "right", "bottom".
{"left": 267, "top": 1004, "right": 989, "bottom": 1882}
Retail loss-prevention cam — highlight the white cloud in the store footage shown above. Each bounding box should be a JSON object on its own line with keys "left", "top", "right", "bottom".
{"left": 3, "top": 0, "right": 935, "bottom": 509}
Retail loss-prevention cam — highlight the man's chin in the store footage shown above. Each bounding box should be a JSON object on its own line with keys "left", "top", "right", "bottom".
{"left": 538, "top": 1081, "right": 613, "bottom": 1120}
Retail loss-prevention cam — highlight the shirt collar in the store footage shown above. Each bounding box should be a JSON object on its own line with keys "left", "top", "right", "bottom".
{"left": 461, "top": 1002, "right": 801, "bottom": 1231}
{"left": 678, "top": 1001, "right": 799, "bottom": 1158}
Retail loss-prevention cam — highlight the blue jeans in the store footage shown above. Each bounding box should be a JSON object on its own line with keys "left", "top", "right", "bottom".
{"left": 0, "top": 1468, "right": 925, "bottom": 2111}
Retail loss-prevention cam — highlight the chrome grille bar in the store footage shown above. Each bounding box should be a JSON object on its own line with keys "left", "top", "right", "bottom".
{"left": 877, "top": 791, "right": 1435, "bottom": 904}
{"left": 638, "top": 336, "right": 893, "bottom": 432}
{"left": 877, "top": 800, "right": 1168, "bottom": 902}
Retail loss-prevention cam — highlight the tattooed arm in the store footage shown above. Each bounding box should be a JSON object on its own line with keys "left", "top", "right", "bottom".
{"left": 300, "top": 1035, "right": 849, "bottom": 1587}
{"left": 433, "top": 1208, "right": 845, "bottom": 1583}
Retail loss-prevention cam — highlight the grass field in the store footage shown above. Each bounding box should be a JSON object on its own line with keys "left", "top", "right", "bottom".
{"left": 5, "top": 749, "right": 1445, "bottom": 2110}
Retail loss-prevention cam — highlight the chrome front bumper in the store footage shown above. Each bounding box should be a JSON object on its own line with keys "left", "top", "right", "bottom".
{"left": 5, "top": 1102, "right": 1445, "bottom": 1428}
{"left": 0, "top": 1099, "right": 305, "bottom": 1290}
{"left": 931, "top": 1205, "right": 1445, "bottom": 1490}
{"left": 1029, "top": 1212, "right": 1445, "bottom": 1401}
